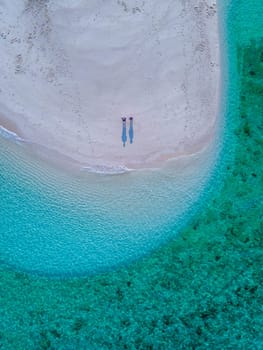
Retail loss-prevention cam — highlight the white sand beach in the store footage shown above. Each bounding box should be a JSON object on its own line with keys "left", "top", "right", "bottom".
{"left": 0, "top": 1, "right": 219, "bottom": 171}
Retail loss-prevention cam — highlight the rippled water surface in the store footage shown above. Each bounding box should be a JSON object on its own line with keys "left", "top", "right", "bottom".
{"left": 0, "top": 132, "right": 219, "bottom": 276}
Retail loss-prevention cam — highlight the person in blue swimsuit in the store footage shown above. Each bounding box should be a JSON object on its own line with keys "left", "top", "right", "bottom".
{"left": 129, "top": 117, "right": 134, "bottom": 144}
{"left": 121, "top": 117, "right": 127, "bottom": 147}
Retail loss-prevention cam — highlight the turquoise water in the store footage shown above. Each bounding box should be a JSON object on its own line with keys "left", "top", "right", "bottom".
{"left": 0, "top": 128, "right": 219, "bottom": 277}
{"left": 0, "top": 1, "right": 263, "bottom": 348}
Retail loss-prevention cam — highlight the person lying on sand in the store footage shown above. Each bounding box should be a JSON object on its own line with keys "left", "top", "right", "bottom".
{"left": 129, "top": 117, "right": 134, "bottom": 144}
{"left": 121, "top": 117, "right": 127, "bottom": 147}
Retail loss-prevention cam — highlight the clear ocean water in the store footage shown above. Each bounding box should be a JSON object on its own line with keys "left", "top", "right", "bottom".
{"left": 0, "top": 128, "right": 220, "bottom": 277}
{"left": 0, "top": 0, "right": 262, "bottom": 348}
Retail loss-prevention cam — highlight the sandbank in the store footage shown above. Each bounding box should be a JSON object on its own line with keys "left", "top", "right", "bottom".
{"left": 0, "top": 1, "right": 220, "bottom": 171}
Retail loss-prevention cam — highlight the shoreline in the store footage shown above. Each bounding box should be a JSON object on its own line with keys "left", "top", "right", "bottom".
{"left": 0, "top": 119, "right": 218, "bottom": 174}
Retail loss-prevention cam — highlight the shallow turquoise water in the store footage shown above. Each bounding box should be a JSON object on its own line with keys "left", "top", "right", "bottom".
{"left": 0, "top": 129, "right": 219, "bottom": 276}
{"left": 0, "top": 1, "right": 262, "bottom": 349}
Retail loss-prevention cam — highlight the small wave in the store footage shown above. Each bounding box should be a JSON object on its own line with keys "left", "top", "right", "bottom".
{"left": 81, "top": 164, "right": 133, "bottom": 175}
{"left": 0, "top": 125, "right": 24, "bottom": 144}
